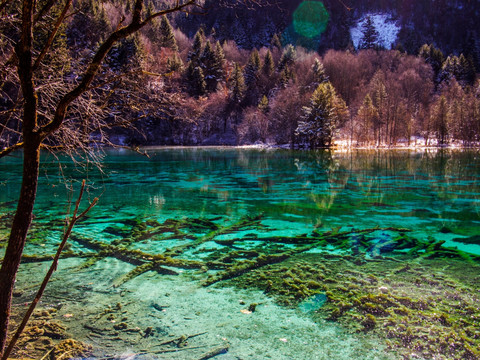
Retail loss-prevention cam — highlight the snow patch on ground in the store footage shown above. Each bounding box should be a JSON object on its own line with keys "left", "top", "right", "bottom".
{"left": 350, "top": 13, "right": 401, "bottom": 50}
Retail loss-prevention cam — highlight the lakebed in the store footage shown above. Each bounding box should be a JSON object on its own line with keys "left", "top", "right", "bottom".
{"left": 1, "top": 147, "right": 480, "bottom": 359}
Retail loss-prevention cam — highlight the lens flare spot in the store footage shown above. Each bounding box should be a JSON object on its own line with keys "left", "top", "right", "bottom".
{"left": 293, "top": 1, "right": 330, "bottom": 39}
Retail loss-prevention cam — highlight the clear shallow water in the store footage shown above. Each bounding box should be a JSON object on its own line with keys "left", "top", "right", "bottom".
{"left": 2, "top": 148, "right": 480, "bottom": 255}
{"left": 1, "top": 148, "right": 480, "bottom": 359}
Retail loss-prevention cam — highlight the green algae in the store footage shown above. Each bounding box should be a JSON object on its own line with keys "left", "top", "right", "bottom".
{"left": 43, "top": 211, "right": 457, "bottom": 360}
{"left": 5, "top": 307, "right": 92, "bottom": 360}
{"left": 0, "top": 211, "right": 14, "bottom": 246}
{"left": 228, "top": 253, "right": 480, "bottom": 360}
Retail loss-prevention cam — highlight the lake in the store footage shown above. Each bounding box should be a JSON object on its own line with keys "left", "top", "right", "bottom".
{"left": 1, "top": 148, "right": 480, "bottom": 359}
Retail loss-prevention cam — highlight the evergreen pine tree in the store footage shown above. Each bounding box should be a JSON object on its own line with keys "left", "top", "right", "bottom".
{"left": 145, "top": 1, "right": 155, "bottom": 18}
{"left": 188, "top": 30, "right": 204, "bottom": 63}
{"left": 167, "top": 53, "right": 183, "bottom": 72}
{"left": 200, "top": 41, "right": 218, "bottom": 92}
{"left": 68, "top": 0, "right": 110, "bottom": 47}
{"left": 209, "top": 27, "right": 216, "bottom": 38}
{"left": 96, "top": 6, "right": 110, "bottom": 38}
{"left": 463, "top": 31, "right": 480, "bottom": 72}
{"left": 258, "top": 95, "right": 269, "bottom": 113}
{"left": 244, "top": 49, "right": 261, "bottom": 86}
{"left": 458, "top": 54, "right": 476, "bottom": 85}
{"left": 333, "top": 95, "right": 349, "bottom": 130}
{"left": 279, "top": 65, "right": 295, "bottom": 87}
{"left": 200, "top": 41, "right": 214, "bottom": 64}
{"left": 187, "top": 63, "right": 206, "bottom": 96}
{"left": 230, "top": 62, "right": 246, "bottom": 104}
{"left": 278, "top": 44, "right": 296, "bottom": 71}
{"left": 214, "top": 41, "right": 225, "bottom": 64}
{"left": 211, "top": 41, "right": 226, "bottom": 86}
{"left": 312, "top": 58, "right": 328, "bottom": 85}
{"left": 109, "top": 33, "right": 145, "bottom": 70}
{"left": 440, "top": 55, "right": 460, "bottom": 83}
{"left": 251, "top": 49, "right": 261, "bottom": 69}
{"left": 197, "top": 27, "right": 206, "bottom": 41}
{"left": 262, "top": 49, "right": 275, "bottom": 76}
{"left": 270, "top": 33, "right": 282, "bottom": 50}
{"left": 159, "top": 15, "right": 178, "bottom": 51}
{"left": 144, "top": 2, "right": 162, "bottom": 44}
{"left": 296, "top": 82, "right": 342, "bottom": 148}
{"left": 419, "top": 44, "right": 444, "bottom": 83}
{"left": 439, "top": 54, "right": 476, "bottom": 85}
{"left": 359, "top": 16, "right": 380, "bottom": 50}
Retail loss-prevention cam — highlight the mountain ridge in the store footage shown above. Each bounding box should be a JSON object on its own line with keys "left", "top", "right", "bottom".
{"left": 175, "top": 0, "right": 480, "bottom": 68}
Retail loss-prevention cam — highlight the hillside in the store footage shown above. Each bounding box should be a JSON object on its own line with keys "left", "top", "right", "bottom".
{"left": 1, "top": 0, "right": 479, "bottom": 150}
{"left": 176, "top": 0, "right": 480, "bottom": 68}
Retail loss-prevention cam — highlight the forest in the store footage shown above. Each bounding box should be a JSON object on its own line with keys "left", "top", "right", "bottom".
{"left": 1, "top": 0, "right": 480, "bottom": 150}
{"left": 2, "top": 2, "right": 480, "bottom": 359}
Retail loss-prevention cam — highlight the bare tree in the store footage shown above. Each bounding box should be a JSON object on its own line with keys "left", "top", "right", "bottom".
{"left": 0, "top": 0, "right": 205, "bottom": 355}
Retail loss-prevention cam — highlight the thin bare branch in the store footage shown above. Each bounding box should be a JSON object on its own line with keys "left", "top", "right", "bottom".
{"left": 16, "top": 0, "right": 39, "bottom": 141}
{"left": 0, "top": 142, "right": 23, "bottom": 158}
{"left": 33, "top": 0, "right": 73, "bottom": 72}
{"left": 0, "top": 121, "right": 22, "bottom": 137}
{"left": 33, "top": 0, "right": 58, "bottom": 23}
{"left": 1, "top": 180, "right": 98, "bottom": 360}
{"left": 0, "top": 0, "right": 12, "bottom": 15}
{"left": 38, "top": 0, "right": 197, "bottom": 140}
{"left": 140, "top": 1, "right": 198, "bottom": 29}
{"left": 85, "top": 69, "right": 172, "bottom": 92}
{"left": 64, "top": 8, "right": 81, "bottom": 20}
{"left": 337, "top": 0, "right": 352, "bottom": 11}
{"left": 85, "top": 69, "right": 144, "bottom": 92}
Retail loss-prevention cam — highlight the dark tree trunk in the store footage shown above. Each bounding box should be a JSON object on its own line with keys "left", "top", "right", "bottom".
{"left": 0, "top": 143, "right": 40, "bottom": 355}
{"left": 0, "top": 0, "right": 196, "bottom": 355}
{"left": 0, "top": 1, "right": 39, "bottom": 354}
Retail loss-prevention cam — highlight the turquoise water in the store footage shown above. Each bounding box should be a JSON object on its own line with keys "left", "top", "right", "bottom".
{"left": 2, "top": 148, "right": 480, "bottom": 256}
{"left": 1, "top": 148, "right": 480, "bottom": 359}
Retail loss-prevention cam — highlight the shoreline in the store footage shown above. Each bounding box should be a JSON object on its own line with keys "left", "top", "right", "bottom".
{"left": 3, "top": 142, "right": 480, "bottom": 157}
{"left": 117, "top": 143, "right": 480, "bottom": 151}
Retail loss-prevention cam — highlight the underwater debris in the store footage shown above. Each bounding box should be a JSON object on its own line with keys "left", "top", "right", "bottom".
{"left": 197, "top": 343, "right": 230, "bottom": 360}
{"left": 452, "top": 234, "right": 480, "bottom": 245}
{"left": 51, "top": 339, "right": 92, "bottom": 360}
{"left": 5, "top": 211, "right": 480, "bottom": 360}
{"left": 164, "top": 214, "right": 264, "bottom": 256}
{"left": 220, "top": 248, "right": 480, "bottom": 359}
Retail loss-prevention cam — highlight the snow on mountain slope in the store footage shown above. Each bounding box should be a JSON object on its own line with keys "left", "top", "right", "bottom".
{"left": 350, "top": 13, "right": 401, "bottom": 50}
